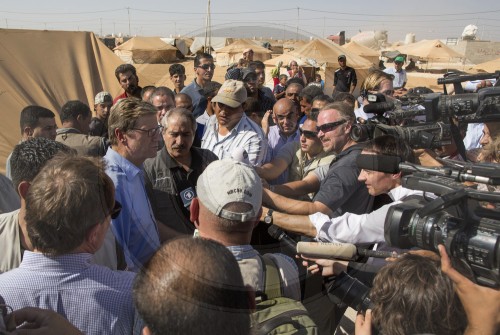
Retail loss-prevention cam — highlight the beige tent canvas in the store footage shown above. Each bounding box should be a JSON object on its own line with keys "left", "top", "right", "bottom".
{"left": 114, "top": 36, "right": 178, "bottom": 64}
{"left": 215, "top": 39, "right": 272, "bottom": 66}
{"left": 342, "top": 41, "right": 380, "bottom": 65}
{"left": 472, "top": 57, "right": 500, "bottom": 73}
{"left": 0, "top": 29, "right": 155, "bottom": 174}
{"left": 396, "top": 39, "right": 463, "bottom": 61}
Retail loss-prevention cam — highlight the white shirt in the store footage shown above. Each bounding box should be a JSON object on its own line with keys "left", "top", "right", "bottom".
{"left": 310, "top": 186, "right": 422, "bottom": 244}
{"left": 201, "top": 114, "right": 268, "bottom": 166}
{"left": 384, "top": 67, "right": 407, "bottom": 89}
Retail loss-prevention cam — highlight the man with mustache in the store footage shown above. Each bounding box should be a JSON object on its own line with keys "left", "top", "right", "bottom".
{"left": 144, "top": 108, "right": 218, "bottom": 236}
{"left": 113, "top": 64, "right": 142, "bottom": 104}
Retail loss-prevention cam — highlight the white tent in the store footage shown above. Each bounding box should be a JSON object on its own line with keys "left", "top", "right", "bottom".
{"left": 189, "top": 37, "right": 233, "bottom": 54}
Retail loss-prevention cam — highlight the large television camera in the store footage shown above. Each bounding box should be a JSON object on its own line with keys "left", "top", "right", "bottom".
{"left": 351, "top": 71, "right": 500, "bottom": 149}
{"left": 384, "top": 161, "right": 500, "bottom": 288}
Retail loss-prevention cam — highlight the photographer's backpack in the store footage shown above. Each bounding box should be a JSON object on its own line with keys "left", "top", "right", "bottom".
{"left": 251, "top": 254, "right": 318, "bottom": 335}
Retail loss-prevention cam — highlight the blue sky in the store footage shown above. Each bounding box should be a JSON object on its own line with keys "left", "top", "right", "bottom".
{"left": 1, "top": 0, "right": 499, "bottom": 42}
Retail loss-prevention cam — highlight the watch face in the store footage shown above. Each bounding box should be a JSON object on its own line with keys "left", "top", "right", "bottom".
{"left": 264, "top": 216, "right": 272, "bottom": 224}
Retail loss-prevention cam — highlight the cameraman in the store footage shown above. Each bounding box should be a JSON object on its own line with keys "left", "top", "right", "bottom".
{"left": 355, "top": 69, "right": 395, "bottom": 122}
{"left": 264, "top": 135, "right": 419, "bottom": 245}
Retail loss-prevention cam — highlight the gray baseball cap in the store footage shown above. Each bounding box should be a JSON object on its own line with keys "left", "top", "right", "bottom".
{"left": 196, "top": 160, "right": 262, "bottom": 222}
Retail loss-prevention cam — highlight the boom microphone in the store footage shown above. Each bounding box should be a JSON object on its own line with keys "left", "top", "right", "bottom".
{"left": 363, "top": 101, "right": 395, "bottom": 115}
{"left": 297, "top": 242, "right": 399, "bottom": 260}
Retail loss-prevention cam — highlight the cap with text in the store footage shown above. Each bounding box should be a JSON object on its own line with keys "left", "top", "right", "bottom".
{"left": 196, "top": 159, "right": 262, "bottom": 222}
{"left": 212, "top": 79, "right": 248, "bottom": 108}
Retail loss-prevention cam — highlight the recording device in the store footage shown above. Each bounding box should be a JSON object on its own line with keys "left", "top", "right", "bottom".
{"left": 267, "top": 224, "right": 297, "bottom": 256}
{"left": 384, "top": 162, "right": 500, "bottom": 287}
{"left": 297, "top": 242, "right": 399, "bottom": 260}
{"left": 327, "top": 271, "right": 373, "bottom": 312}
{"left": 351, "top": 72, "right": 500, "bottom": 149}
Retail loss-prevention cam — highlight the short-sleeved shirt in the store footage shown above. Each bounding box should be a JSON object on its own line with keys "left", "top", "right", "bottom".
{"left": 313, "top": 145, "right": 373, "bottom": 217}
{"left": 333, "top": 66, "right": 357, "bottom": 92}
{"left": 384, "top": 67, "right": 407, "bottom": 89}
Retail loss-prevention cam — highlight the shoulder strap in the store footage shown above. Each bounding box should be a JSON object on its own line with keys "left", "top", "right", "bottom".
{"left": 258, "top": 254, "right": 284, "bottom": 300}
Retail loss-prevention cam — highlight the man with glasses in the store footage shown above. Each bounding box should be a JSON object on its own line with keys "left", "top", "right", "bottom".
{"left": 262, "top": 102, "right": 372, "bottom": 217}
{"left": 181, "top": 53, "right": 215, "bottom": 115}
{"left": 202, "top": 80, "right": 268, "bottom": 166}
{"left": 384, "top": 56, "right": 407, "bottom": 93}
{"left": 256, "top": 111, "right": 334, "bottom": 199}
{"left": 104, "top": 98, "right": 162, "bottom": 271}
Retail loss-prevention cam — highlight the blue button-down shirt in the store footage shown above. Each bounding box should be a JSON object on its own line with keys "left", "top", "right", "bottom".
{"left": 0, "top": 252, "right": 139, "bottom": 335}
{"left": 104, "top": 148, "right": 160, "bottom": 271}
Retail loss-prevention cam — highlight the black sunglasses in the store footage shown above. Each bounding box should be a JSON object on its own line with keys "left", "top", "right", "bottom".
{"left": 110, "top": 200, "right": 122, "bottom": 219}
{"left": 299, "top": 128, "right": 318, "bottom": 139}
{"left": 198, "top": 63, "right": 215, "bottom": 70}
{"left": 316, "top": 120, "right": 346, "bottom": 133}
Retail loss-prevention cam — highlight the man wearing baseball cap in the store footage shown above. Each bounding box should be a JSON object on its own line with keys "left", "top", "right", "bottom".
{"left": 332, "top": 55, "right": 357, "bottom": 96}
{"left": 90, "top": 91, "right": 113, "bottom": 138}
{"left": 201, "top": 79, "right": 268, "bottom": 166}
{"left": 384, "top": 56, "right": 407, "bottom": 93}
{"left": 191, "top": 159, "right": 300, "bottom": 300}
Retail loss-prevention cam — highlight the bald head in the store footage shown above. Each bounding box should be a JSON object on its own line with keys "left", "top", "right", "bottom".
{"left": 272, "top": 98, "right": 299, "bottom": 136}
{"left": 175, "top": 93, "right": 193, "bottom": 111}
{"left": 134, "top": 237, "right": 251, "bottom": 335}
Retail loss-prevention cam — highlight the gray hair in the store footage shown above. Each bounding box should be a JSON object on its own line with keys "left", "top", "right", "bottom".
{"left": 149, "top": 86, "right": 175, "bottom": 103}
{"left": 160, "top": 107, "right": 197, "bottom": 133}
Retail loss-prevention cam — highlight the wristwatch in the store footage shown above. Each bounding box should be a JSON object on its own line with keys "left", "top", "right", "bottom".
{"left": 264, "top": 209, "right": 274, "bottom": 225}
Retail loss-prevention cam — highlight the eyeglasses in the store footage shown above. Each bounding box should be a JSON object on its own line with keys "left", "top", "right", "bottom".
{"left": 130, "top": 125, "right": 163, "bottom": 137}
{"left": 299, "top": 128, "right": 318, "bottom": 139}
{"left": 198, "top": 63, "right": 215, "bottom": 71}
{"left": 110, "top": 200, "right": 122, "bottom": 219}
{"left": 316, "top": 120, "right": 346, "bottom": 133}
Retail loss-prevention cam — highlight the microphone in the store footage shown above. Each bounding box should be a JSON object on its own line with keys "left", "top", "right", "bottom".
{"left": 363, "top": 101, "right": 394, "bottom": 115}
{"left": 297, "top": 242, "right": 399, "bottom": 260}
{"left": 267, "top": 225, "right": 297, "bottom": 256}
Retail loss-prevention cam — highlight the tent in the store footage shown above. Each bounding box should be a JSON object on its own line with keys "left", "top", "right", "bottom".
{"left": 282, "top": 40, "right": 307, "bottom": 53}
{"left": 263, "top": 39, "right": 373, "bottom": 96}
{"left": 396, "top": 39, "right": 463, "bottom": 61}
{"left": 0, "top": 29, "right": 154, "bottom": 174}
{"left": 189, "top": 37, "right": 233, "bottom": 54}
{"left": 342, "top": 41, "right": 380, "bottom": 65}
{"left": 215, "top": 39, "right": 272, "bottom": 66}
{"left": 161, "top": 37, "right": 188, "bottom": 57}
{"left": 114, "top": 36, "right": 178, "bottom": 64}
{"left": 471, "top": 57, "right": 500, "bottom": 72}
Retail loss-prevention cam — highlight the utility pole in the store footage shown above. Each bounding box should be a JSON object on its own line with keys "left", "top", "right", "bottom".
{"left": 323, "top": 17, "right": 326, "bottom": 38}
{"left": 5, "top": 19, "right": 8, "bottom": 29}
{"left": 296, "top": 7, "right": 299, "bottom": 40}
{"left": 100, "top": 18, "right": 103, "bottom": 37}
{"left": 127, "top": 7, "right": 131, "bottom": 36}
{"left": 204, "top": 0, "right": 211, "bottom": 53}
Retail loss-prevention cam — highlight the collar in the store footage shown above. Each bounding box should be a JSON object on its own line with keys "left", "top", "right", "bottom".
{"left": 226, "top": 245, "right": 259, "bottom": 261}
{"left": 162, "top": 146, "right": 202, "bottom": 170}
{"left": 105, "top": 147, "right": 143, "bottom": 180}
{"left": 56, "top": 127, "right": 82, "bottom": 135}
{"left": 20, "top": 251, "right": 93, "bottom": 272}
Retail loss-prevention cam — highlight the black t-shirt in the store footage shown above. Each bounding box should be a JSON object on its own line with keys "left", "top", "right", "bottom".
{"left": 333, "top": 66, "right": 357, "bottom": 92}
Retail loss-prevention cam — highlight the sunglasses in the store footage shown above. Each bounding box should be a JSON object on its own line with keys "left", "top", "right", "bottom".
{"left": 316, "top": 120, "right": 346, "bottom": 133}
{"left": 299, "top": 128, "right": 318, "bottom": 139}
{"left": 110, "top": 200, "right": 122, "bottom": 219}
{"left": 198, "top": 63, "right": 215, "bottom": 71}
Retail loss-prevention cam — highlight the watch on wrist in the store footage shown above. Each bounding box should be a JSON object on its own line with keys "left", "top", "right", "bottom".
{"left": 264, "top": 209, "right": 274, "bottom": 225}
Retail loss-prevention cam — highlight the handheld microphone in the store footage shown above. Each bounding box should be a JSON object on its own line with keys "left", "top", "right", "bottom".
{"left": 267, "top": 225, "right": 297, "bottom": 256}
{"left": 297, "top": 242, "right": 399, "bottom": 260}
{"left": 363, "top": 101, "right": 394, "bottom": 115}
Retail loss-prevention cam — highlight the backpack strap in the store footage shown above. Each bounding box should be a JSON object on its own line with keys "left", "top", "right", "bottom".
{"left": 258, "top": 254, "right": 285, "bottom": 300}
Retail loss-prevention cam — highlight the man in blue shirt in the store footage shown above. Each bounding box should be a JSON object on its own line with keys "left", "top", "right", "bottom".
{"left": 181, "top": 52, "right": 215, "bottom": 117}
{"left": 105, "top": 98, "right": 162, "bottom": 270}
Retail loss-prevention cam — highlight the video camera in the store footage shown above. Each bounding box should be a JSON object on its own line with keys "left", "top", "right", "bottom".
{"left": 384, "top": 161, "right": 500, "bottom": 288}
{"left": 351, "top": 72, "right": 500, "bottom": 149}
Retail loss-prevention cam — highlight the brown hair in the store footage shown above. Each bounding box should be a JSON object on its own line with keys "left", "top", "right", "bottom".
{"left": 108, "top": 98, "right": 156, "bottom": 145}
{"left": 321, "top": 101, "right": 356, "bottom": 125}
{"left": 25, "top": 154, "right": 115, "bottom": 256}
{"left": 370, "top": 254, "right": 467, "bottom": 335}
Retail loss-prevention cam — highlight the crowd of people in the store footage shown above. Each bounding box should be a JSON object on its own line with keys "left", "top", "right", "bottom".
{"left": 0, "top": 49, "right": 499, "bottom": 335}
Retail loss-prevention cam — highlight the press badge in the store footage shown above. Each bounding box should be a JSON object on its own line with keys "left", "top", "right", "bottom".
{"left": 180, "top": 187, "right": 196, "bottom": 209}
